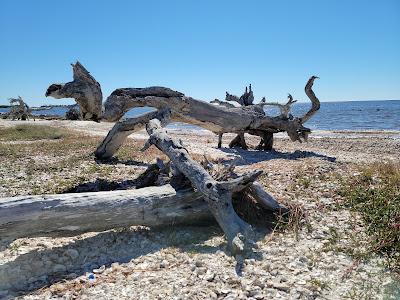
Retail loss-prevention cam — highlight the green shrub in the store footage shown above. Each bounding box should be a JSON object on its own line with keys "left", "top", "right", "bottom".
{"left": 340, "top": 162, "right": 400, "bottom": 272}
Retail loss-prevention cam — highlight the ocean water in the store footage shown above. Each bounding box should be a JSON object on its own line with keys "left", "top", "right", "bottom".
{"left": 287, "top": 100, "right": 400, "bottom": 131}
{"left": 1, "top": 100, "right": 399, "bottom": 131}
{"left": 0, "top": 107, "right": 69, "bottom": 117}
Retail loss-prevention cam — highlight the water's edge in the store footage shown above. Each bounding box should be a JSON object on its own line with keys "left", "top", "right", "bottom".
{"left": 1, "top": 100, "right": 399, "bottom": 131}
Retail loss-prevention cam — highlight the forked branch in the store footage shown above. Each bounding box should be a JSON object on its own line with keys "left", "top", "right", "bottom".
{"left": 145, "top": 118, "right": 259, "bottom": 255}
{"left": 262, "top": 94, "right": 298, "bottom": 119}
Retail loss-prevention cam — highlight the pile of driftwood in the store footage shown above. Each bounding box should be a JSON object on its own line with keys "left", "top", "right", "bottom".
{"left": 4, "top": 96, "right": 34, "bottom": 120}
{"left": 0, "top": 62, "right": 321, "bottom": 257}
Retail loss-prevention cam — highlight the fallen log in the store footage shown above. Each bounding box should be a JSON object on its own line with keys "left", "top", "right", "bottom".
{"left": 0, "top": 185, "right": 211, "bottom": 240}
{"left": 41, "top": 62, "right": 297, "bottom": 255}
{"left": 46, "top": 62, "right": 321, "bottom": 159}
{"left": 0, "top": 166, "right": 284, "bottom": 242}
{"left": 145, "top": 118, "right": 263, "bottom": 254}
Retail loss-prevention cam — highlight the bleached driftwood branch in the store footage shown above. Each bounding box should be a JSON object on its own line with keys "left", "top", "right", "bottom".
{"left": 1, "top": 152, "right": 284, "bottom": 256}
{"left": 145, "top": 118, "right": 261, "bottom": 254}
{"left": 0, "top": 185, "right": 210, "bottom": 239}
{"left": 8, "top": 96, "right": 34, "bottom": 121}
{"left": 262, "top": 94, "right": 298, "bottom": 119}
{"left": 40, "top": 62, "right": 311, "bottom": 255}
{"left": 46, "top": 62, "right": 103, "bottom": 121}
{"left": 210, "top": 99, "right": 235, "bottom": 108}
{"left": 46, "top": 62, "right": 320, "bottom": 157}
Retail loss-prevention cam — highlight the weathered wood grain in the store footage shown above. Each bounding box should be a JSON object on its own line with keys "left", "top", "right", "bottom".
{"left": 0, "top": 185, "right": 211, "bottom": 239}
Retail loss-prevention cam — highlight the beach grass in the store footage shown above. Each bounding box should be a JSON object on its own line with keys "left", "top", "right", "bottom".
{"left": 0, "top": 124, "right": 66, "bottom": 141}
{"left": 339, "top": 161, "right": 400, "bottom": 272}
{"left": 0, "top": 124, "right": 165, "bottom": 197}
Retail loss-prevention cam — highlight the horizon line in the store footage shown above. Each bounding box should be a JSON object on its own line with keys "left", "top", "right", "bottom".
{"left": 1, "top": 98, "right": 400, "bottom": 107}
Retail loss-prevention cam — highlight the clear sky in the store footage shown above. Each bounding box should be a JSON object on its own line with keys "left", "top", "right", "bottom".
{"left": 0, "top": 0, "right": 399, "bottom": 106}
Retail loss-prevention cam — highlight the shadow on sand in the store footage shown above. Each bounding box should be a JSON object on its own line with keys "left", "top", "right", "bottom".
{"left": 0, "top": 148, "right": 323, "bottom": 296}
{"left": 219, "top": 148, "right": 336, "bottom": 165}
{"left": 94, "top": 157, "right": 150, "bottom": 167}
{"left": 0, "top": 224, "right": 272, "bottom": 297}
{"left": 62, "top": 178, "right": 138, "bottom": 193}
{"left": 62, "top": 158, "right": 151, "bottom": 193}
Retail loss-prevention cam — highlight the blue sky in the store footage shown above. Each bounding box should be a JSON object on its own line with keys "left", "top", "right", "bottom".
{"left": 0, "top": 0, "right": 399, "bottom": 106}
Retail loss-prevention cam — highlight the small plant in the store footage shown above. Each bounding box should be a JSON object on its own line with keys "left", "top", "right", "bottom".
{"left": 274, "top": 201, "right": 308, "bottom": 240}
{"left": 299, "top": 177, "right": 312, "bottom": 188}
{"left": 339, "top": 161, "right": 400, "bottom": 272}
{"left": 309, "top": 278, "right": 331, "bottom": 291}
{"left": 328, "top": 227, "right": 340, "bottom": 243}
{"left": 8, "top": 240, "right": 23, "bottom": 253}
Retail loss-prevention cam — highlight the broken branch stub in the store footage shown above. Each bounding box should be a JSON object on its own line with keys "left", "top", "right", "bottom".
{"left": 262, "top": 94, "right": 298, "bottom": 119}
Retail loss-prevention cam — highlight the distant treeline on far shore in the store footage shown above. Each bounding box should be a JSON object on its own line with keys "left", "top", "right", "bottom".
{"left": 0, "top": 104, "right": 77, "bottom": 110}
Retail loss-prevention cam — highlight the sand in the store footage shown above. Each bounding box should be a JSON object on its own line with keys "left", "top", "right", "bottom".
{"left": 0, "top": 119, "right": 399, "bottom": 299}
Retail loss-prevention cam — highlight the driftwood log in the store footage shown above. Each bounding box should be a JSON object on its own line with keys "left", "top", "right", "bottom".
{"left": 46, "top": 62, "right": 320, "bottom": 159}
{"left": 0, "top": 185, "right": 210, "bottom": 239}
{"left": 0, "top": 117, "right": 284, "bottom": 254}
{"left": 1, "top": 162, "right": 284, "bottom": 251}
{"left": 0, "top": 167, "right": 284, "bottom": 239}
{"left": 39, "top": 62, "right": 319, "bottom": 255}
{"left": 7, "top": 96, "right": 34, "bottom": 121}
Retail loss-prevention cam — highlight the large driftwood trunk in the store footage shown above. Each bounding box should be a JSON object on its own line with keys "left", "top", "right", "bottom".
{"left": 0, "top": 178, "right": 283, "bottom": 243}
{"left": 41, "top": 62, "right": 316, "bottom": 255}
{"left": 46, "top": 62, "right": 320, "bottom": 159}
{"left": 46, "top": 62, "right": 103, "bottom": 121}
{"left": 0, "top": 185, "right": 212, "bottom": 240}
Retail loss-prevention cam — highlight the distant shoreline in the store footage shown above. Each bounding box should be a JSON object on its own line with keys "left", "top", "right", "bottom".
{"left": 0, "top": 99, "right": 400, "bottom": 108}
{"left": 1, "top": 100, "right": 399, "bottom": 131}
{"left": 0, "top": 104, "right": 76, "bottom": 110}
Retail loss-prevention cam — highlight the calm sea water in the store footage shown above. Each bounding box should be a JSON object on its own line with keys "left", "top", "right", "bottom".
{"left": 287, "top": 100, "right": 400, "bottom": 131}
{"left": 1, "top": 100, "right": 399, "bottom": 131}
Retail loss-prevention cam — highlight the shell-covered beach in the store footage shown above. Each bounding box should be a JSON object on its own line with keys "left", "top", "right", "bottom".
{"left": 0, "top": 120, "right": 399, "bottom": 299}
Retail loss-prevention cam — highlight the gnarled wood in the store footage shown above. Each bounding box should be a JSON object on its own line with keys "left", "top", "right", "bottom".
{"left": 201, "top": 156, "right": 286, "bottom": 213}
{"left": 8, "top": 96, "right": 34, "bottom": 121}
{"left": 228, "top": 132, "right": 248, "bottom": 150}
{"left": 256, "top": 132, "right": 274, "bottom": 151}
{"left": 145, "top": 118, "right": 262, "bottom": 254}
{"left": 226, "top": 84, "right": 254, "bottom": 106}
{"left": 46, "top": 62, "right": 103, "bottom": 121}
{"left": 262, "top": 93, "right": 297, "bottom": 119}
{"left": 42, "top": 62, "right": 318, "bottom": 255}
{"left": 46, "top": 62, "right": 320, "bottom": 158}
{"left": 225, "top": 85, "right": 254, "bottom": 149}
{"left": 95, "top": 109, "right": 170, "bottom": 159}
{"left": 301, "top": 76, "right": 321, "bottom": 123}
